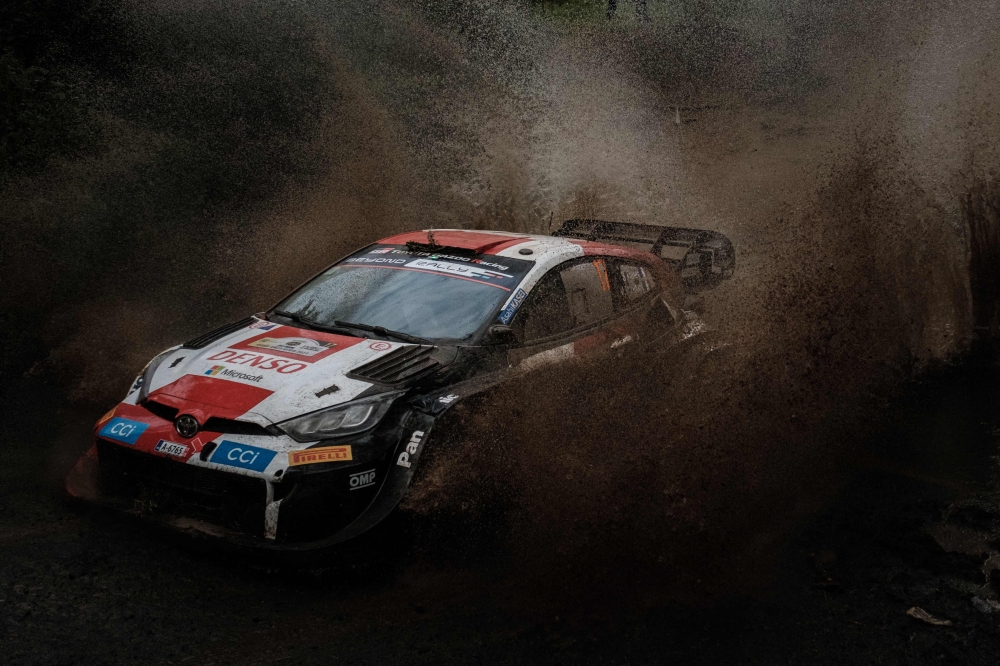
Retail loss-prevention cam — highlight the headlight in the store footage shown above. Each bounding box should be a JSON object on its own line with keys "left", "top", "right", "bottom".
{"left": 277, "top": 392, "right": 403, "bottom": 442}
{"left": 133, "top": 348, "right": 176, "bottom": 403}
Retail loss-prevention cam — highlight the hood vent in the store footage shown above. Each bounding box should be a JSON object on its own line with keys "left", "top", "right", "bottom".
{"left": 182, "top": 316, "right": 255, "bottom": 349}
{"left": 347, "top": 345, "right": 440, "bottom": 387}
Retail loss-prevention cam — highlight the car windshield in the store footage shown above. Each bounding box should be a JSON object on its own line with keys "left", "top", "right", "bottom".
{"left": 274, "top": 245, "right": 535, "bottom": 343}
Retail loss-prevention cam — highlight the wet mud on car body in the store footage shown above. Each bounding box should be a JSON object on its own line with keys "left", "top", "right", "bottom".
{"left": 66, "top": 223, "right": 734, "bottom": 555}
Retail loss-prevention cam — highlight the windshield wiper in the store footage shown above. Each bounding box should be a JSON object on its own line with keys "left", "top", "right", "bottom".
{"left": 334, "top": 320, "right": 430, "bottom": 344}
{"left": 271, "top": 310, "right": 360, "bottom": 337}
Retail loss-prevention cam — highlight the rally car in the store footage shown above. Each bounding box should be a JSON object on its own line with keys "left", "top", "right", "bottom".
{"left": 66, "top": 220, "right": 734, "bottom": 553}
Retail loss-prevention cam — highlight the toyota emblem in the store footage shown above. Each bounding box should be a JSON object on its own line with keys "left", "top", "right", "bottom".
{"left": 174, "top": 414, "right": 200, "bottom": 439}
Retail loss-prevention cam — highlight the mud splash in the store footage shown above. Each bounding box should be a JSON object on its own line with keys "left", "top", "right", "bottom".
{"left": 5, "top": 0, "right": 1000, "bottom": 611}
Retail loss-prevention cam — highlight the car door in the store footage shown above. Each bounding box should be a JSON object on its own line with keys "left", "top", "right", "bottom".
{"left": 508, "top": 256, "right": 632, "bottom": 370}
{"left": 607, "top": 258, "right": 680, "bottom": 349}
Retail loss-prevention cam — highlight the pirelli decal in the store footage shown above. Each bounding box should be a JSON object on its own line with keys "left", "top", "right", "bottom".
{"left": 288, "top": 445, "right": 353, "bottom": 466}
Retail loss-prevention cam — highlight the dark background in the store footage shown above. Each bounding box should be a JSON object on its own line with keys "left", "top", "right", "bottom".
{"left": 4, "top": 1, "right": 1000, "bottom": 664}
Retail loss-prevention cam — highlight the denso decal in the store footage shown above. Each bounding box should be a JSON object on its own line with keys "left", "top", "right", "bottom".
{"left": 206, "top": 350, "right": 307, "bottom": 374}
{"left": 497, "top": 287, "right": 527, "bottom": 324}
{"left": 349, "top": 469, "right": 376, "bottom": 490}
{"left": 210, "top": 440, "right": 277, "bottom": 472}
{"left": 288, "top": 445, "right": 353, "bottom": 466}
{"left": 154, "top": 440, "right": 189, "bottom": 457}
{"left": 247, "top": 337, "right": 335, "bottom": 358}
{"left": 396, "top": 430, "right": 425, "bottom": 468}
{"left": 99, "top": 418, "right": 148, "bottom": 445}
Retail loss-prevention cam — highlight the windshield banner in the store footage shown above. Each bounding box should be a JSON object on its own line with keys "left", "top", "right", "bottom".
{"left": 342, "top": 245, "right": 533, "bottom": 291}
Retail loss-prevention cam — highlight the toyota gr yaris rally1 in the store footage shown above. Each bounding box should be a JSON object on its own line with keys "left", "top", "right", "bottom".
{"left": 65, "top": 220, "right": 734, "bottom": 551}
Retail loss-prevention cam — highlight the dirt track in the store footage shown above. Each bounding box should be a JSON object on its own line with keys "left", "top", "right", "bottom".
{"left": 2, "top": 358, "right": 1000, "bottom": 665}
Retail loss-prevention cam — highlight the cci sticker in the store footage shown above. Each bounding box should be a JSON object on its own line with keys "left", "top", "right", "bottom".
{"left": 154, "top": 440, "right": 189, "bottom": 457}
{"left": 288, "top": 445, "right": 353, "bottom": 466}
{"left": 210, "top": 440, "right": 277, "bottom": 472}
{"left": 497, "top": 288, "right": 527, "bottom": 325}
{"left": 99, "top": 418, "right": 148, "bottom": 445}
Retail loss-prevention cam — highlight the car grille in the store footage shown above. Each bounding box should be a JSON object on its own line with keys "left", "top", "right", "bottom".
{"left": 347, "top": 345, "right": 440, "bottom": 387}
{"left": 139, "top": 400, "right": 272, "bottom": 437}
{"left": 97, "top": 439, "right": 267, "bottom": 535}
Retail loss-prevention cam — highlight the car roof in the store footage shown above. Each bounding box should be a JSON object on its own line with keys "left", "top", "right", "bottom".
{"left": 376, "top": 229, "right": 659, "bottom": 266}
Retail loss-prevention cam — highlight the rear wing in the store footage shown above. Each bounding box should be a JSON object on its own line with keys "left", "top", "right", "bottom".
{"left": 553, "top": 219, "right": 735, "bottom": 291}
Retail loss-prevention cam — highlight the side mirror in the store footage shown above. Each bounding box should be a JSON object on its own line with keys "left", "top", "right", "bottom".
{"left": 485, "top": 324, "right": 519, "bottom": 347}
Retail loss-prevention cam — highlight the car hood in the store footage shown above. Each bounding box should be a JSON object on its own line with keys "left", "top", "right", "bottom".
{"left": 141, "top": 319, "right": 429, "bottom": 425}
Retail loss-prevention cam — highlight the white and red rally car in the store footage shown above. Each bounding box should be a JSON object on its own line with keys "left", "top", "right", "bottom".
{"left": 66, "top": 220, "right": 734, "bottom": 552}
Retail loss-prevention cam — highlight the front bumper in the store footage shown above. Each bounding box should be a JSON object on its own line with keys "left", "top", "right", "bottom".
{"left": 66, "top": 409, "right": 436, "bottom": 554}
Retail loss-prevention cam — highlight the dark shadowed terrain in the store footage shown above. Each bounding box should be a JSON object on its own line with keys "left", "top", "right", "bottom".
{"left": 4, "top": 1, "right": 1000, "bottom": 663}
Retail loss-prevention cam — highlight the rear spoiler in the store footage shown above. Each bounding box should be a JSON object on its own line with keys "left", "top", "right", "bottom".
{"left": 553, "top": 219, "right": 735, "bottom": 290}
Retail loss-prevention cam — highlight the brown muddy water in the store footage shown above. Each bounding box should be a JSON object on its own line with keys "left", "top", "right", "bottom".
{"left": 4, "top": 1, "right": 1000, "bottom": 663}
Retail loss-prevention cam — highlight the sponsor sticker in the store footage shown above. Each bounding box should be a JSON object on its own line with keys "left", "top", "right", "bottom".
{"left": 154, "top": 440, "right": 189, "bottom": 457}
{"left": 210, "top": 440, "right": 277, "bottom": 472}
{"left": 204, "top": 365, "right": 265, "bottom": 383}
{"left": 249, "top": 321, "right": 279, "bottom": 330}
{"left": 368, "top": 341, "right": 392, "bottom": 351}
{"left": 99, "top": 418, "right": 148, "bottom": 445}
{"left": 247, "top": 337, "right": 335, "bottom": 358}
{"left": 349, "top": 469, "right": 376, "bottom": 490}
{"left": 368, "top": 248, "right": 393, "bottom": 254}
{"left": 97, "top": 408, "right": 116, "bottom": 426}
{"left": 396, "top": 430, "right": 425, "bottom": 468}
{"left": 205, "top": 350, "right": 307, "bottom": 374}
{"left": 405, "top": 258, "right": 513, "bottom": 281}
{"left": 288, "top": 445, "right": 353, "bottom": 466}
{"left": 438, "top": 394, "right": 459, "bottom": 404}
{"left": 497, "top": 287, "right": 527, "bottom": 324}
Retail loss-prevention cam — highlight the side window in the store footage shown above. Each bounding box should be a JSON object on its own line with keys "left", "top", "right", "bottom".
{"left": 515, "top": 259, "right": 616, "bottom": 342}
{"left": 618, "top": 262, "right": 655, "bottom": 304}
{"left": 560, "top": 259, "right": 614, "bottom": 327}
{"left": 518, "top": 271, "right": 573, "bottom": 342}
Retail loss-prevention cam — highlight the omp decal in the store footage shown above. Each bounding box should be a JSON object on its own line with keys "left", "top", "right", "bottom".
{"left": 497, "top": 288, "right": 527, "bottom": 325}
{"left": 206, "top": 350, "right": 307, "bottom": 374}
{"left": 151, "top": 376, "right": 273, "bottom": 413}
{"left": 369, "top": 341, "right": 392, "bottom": 351}
{"left": 288, "top": 445, "right": 353, "bottom": 466}
{"left": 97, "top": 408, "right": 116, "bottom": 426}
{"left": 99, "top": 418, "right": 148, "bottom": 445}
{"left": 247, "top": 337, "right": 335, "bottom": 358}
{"left": 396, "top": 430, "right": 425, "bottom": 468}
{"left": 230, "top": 329, "right": 359, "bottom": 363}
{"left": 204, "top": 365, "right": 264, "bottom": 383}
{"left": 519, "top": 343, "right": 575, "bottom": 372}
{"left": 404, "top": 258, "right": 513, "bottom": 281}
{"left": 210, "top": 440, "right": 277, "bottom": 472}
{"left": 349, "top": 469, "right": 376, "bottom": 490}
{"left": 154, "top": 440, "right": 189, "bottom": 457}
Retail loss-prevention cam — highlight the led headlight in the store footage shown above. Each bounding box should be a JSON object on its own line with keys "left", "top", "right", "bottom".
{"left": 277, "top": 392, "right": 403, "bottom": 442}
{"left": 134, "top": 348, "right": 178, "bottom": 403}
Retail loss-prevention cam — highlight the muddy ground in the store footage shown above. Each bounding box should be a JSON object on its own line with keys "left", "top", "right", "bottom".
{"left": 3, "top": 356, "right": 1000, "bottom": 665}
